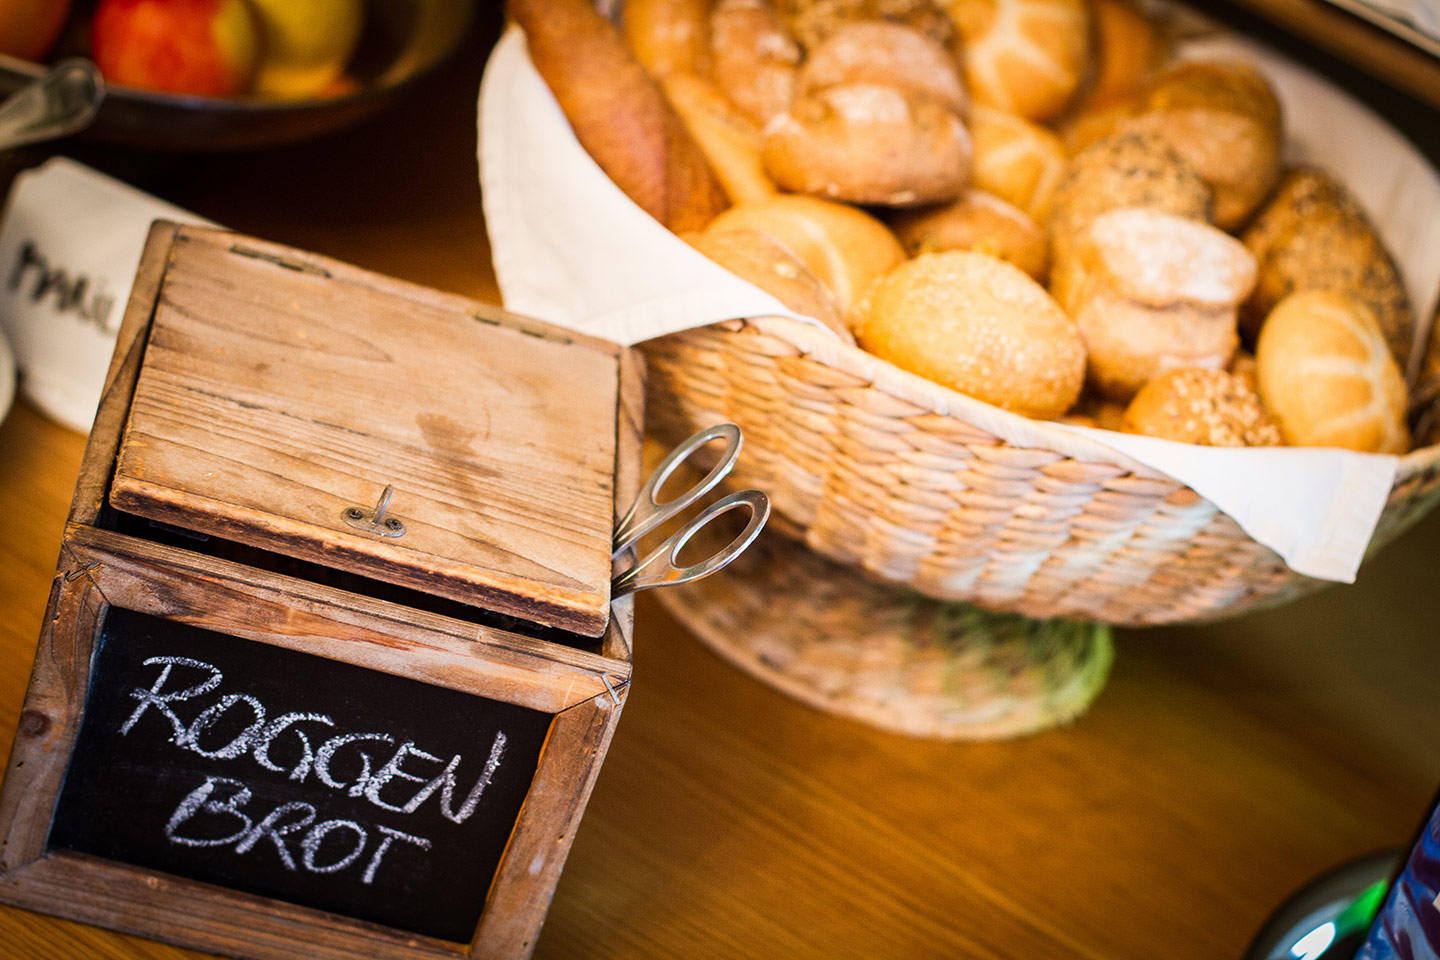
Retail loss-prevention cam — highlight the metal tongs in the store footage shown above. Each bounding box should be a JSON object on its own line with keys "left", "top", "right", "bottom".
{"left": 0, "top": 60, "right": 104, "bottom": 153}
{"left": 611, "top": 423, "right": 769, "bottom": 597}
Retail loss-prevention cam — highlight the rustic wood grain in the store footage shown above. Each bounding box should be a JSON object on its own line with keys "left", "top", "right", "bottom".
{"left": 68, "top": 221, "right": 179, "bottom": 529}
{"left": 110, "top": 228, "right": 622, "bottom": 638}
{"left": 1, "top": 852, "right": 467, "bottom": 960}
{"left": 60, "top": 528, "right": 629, "bottom": 713}
{"left": 603, "top": 347, "right": 646, "bottom": 665}
{"left": 0, "top": 561, "right": 105, "bottom": 872}
{"left": 469, "top": 692, "right": 627, "bottom": 959}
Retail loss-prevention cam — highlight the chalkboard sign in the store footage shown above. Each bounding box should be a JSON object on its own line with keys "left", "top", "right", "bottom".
{"left": 0, "top": 225, "right": 640, "bottom": 960}
{"left": 48, "top": 607, "right": 552, "bottom": 944}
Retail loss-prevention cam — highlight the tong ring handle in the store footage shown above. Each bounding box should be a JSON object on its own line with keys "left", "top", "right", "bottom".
{"left": 612, "top": 490, "right": 769, "bottom": 597}
{"left": 612, "top": 423, "right": 741, "bottom": 553}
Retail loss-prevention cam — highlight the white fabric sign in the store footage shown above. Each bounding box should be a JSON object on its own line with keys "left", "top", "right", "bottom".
{"left": 0, "top": 158, "right": 214, "bottom": 432}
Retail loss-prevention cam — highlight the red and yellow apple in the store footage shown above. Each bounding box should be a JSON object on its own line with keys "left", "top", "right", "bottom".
{"left": 247, "top": 0, "right": 363, "bottom": 99}
{"left": 0, "top": 0, "right": 71, "bottom": 61}
{"left": 90, "top": 0, "right": 263, "bottom": 97}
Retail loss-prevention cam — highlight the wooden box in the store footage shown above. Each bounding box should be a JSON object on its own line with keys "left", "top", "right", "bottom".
{"left": 0, "top": 223, "right": 644, "bottom": 959}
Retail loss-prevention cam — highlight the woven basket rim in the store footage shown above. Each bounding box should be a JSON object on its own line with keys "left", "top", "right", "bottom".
{"left": 711, "top": 314, "right": 1440, "bottom": 486}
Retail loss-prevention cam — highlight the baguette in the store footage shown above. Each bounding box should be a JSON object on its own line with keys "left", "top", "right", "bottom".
{"left": 509, "top": 0, "right": 728, "bottom": 232}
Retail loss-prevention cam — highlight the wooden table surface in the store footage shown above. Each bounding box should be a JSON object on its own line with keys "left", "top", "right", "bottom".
{"left": 2, "top": 8, "right": 1439, "bottom": 959}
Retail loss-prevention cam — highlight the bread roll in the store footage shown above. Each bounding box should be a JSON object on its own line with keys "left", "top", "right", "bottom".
{"left": 1084, "top": 206, "right": 1256, "bottom": 309}
{"left": 890, "top": 189, "right": 1048, "bottom": 281}
{"left": 706, "top": 195, "right": 907, "bottom": 310}
{"left": 1086, "top": 0, "right": 1166, "bottom": 110}
{"left": 1069, "top": 207, "right": 1253, "bottom": 400}
{"left": 1242, "top": 167, "right": 1414, "bottom": 369}
{"left": 1047, "top": 131, "right": 1212, "bottom": 314}
{"left": 853, "top": 251, "right": 1086, "bottom": 418}
{"left": 1228, "top": 350, "right": 1258, "bottom": 391}
{"left": 967, "top": 105, "right": 1068, "bottom": 222}
{"left": 509, "top": 0, "right": 728, "bottom": 233}
{"left": 1062, "top": 395, "right": 1128, "bottom": 431}
{"left": 1129, "top": 61, "right": 1282, "bottom": 231}
{"left": 763, "top": 83, "right": 973, "bottom": 206}
{"left": 711, "top": 0, "right": 802, "bottom": 126}
{"left": 663, "top": 71, "right": 778, "bottom": 204}
{"left": 1256, "top": 291, "right": 1409, "bottom": 453}
{"left": 624, "top": 0, "right": 713, "bottom": 78}
{"left": 1062, "top": 102, "right": 1137, "bottom": 156}
{"left": 946, "top": 0, "right": 1091, "bottom": 122}
{"left": 1049, "top": 132, "right": 1212, "bottom": 256}
{"left": 778, "top": 0, "right": 956, "bottom": 53}
{"left": 1122, "top": 368, "right": 1281, "bottom": 446}
{"left": 796, "top": 20, "right": 966, "bottom": 114}
{"left": 689, "top": 227, "right": 854, "bottom": 342}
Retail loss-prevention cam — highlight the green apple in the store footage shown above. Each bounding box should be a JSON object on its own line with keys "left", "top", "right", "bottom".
{"left": 90, "top": 0, "right": 263, "bottom": 98}
{"left": 248, "top": 0, "right": 364, "bottom": 99}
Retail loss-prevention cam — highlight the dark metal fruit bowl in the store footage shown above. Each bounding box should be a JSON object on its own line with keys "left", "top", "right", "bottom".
{"left": 0, "top": 0, "right": 476, "bottom": 152}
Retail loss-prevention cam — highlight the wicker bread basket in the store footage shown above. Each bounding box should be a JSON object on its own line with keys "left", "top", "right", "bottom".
{"left": 479, "top": 5, "right": 1440, "bottom": 628}
{"left": 643, "top": 316, "right": 1440, "bottom": 627}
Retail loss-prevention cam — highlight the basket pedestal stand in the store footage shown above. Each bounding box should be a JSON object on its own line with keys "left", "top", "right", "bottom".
{"left": 650, "top": 525, "right": 1114, "bottom": 741}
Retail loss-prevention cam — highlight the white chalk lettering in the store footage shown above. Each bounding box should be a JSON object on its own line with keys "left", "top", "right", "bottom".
{"left": 362, "top": 741, "right": 442, "bottom": 812}
{"left": 126, "top": 648, "right": 519, "bottom": 898}
{"left": 165, "top": 776, "right": 254, "bottom": 847}
{"left": 233, "top": 801, "right": 316, "bottom": 870}
{"left": 183, "top": 693, "right": 266, "bottom": 759}
{"left": 315, "top": 733, "right": 394, "bottom": 794}
{"left": 301, "top": 820, "right": 367, "bottom": 874}
{"left": 362, "top": 826, "right": 431, "bottom": 885}
{"left": 402, "top": 731, "right": 507, "bottom": 824}
{"left": 163, "top": 778, "right": 433, "bottom": 884}
{"left": 252, "top": 712, "right": 334, "bottom": 782}
{"left": 122, "top": 657, "right": 224, "bottom": 741}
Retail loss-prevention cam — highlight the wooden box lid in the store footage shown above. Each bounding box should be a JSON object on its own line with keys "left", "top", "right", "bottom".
{"left": 109, "top": 227, "right": 624, "bottom": 638}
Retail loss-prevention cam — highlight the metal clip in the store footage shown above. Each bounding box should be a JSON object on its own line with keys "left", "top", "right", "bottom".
{"left": 342, "top": 485, "right": 406, "bottom": 538}
{"left": 63, "top": 561, "right": 102, "bottom": 583}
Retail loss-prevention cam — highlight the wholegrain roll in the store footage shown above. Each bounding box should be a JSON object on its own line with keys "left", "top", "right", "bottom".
{"left": 946, "top": 0, "right": 1091, "bottom": 122}
{"left": 763, "top": 83, "right": 973, "bottom": 206}
{"left": 1242, "top": 167, "right": 1414, "bottom": 369}
{"left": 1256, "top": 291, "right": 1410, "bottom": 453}
{"left": 1124, "top": 60, "right": 1283, "bottom": 231}
{"left": 1048, "top": 131, "right": 1212, "bottom": 312}
{"left": 1122, "top": 368, "right": 1281, "bottom": 446}
{"left": 706, "top": 194, "right": 908, "bottom": 310}
{"left": 968, "top": 105, "right": 1068, "bottom": 222}
{"left": 853, "top": 251, "right": 1086, "bottom": 418}
{"left": 890, "top": 189, "right": 1048, "bottom": 281}
{"left": 1049, "top": 131, "right": 1212, "bottom": 252}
